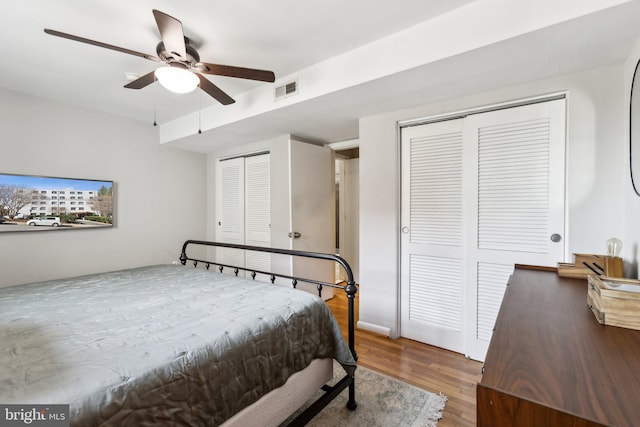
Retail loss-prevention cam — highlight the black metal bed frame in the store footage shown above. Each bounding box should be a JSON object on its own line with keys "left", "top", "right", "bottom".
{"left": 179, "top": 239, "right": 358, "bottom": 426}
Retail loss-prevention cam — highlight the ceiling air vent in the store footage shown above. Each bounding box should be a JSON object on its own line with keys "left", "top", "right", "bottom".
{"left": 275, "top": 80, "right": 298, "bottom": 100}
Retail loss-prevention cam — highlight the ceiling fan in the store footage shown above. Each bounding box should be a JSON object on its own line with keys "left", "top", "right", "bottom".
{"left": 44, "top": 9, "right": 276, "bottom": 105}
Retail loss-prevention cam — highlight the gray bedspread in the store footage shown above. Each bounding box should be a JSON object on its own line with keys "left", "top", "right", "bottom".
{"left": 0, "top": 265, "right": 356, "bottom": 426}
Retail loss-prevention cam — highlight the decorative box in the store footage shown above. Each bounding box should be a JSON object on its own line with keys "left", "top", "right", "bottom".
{"left": 558, "top": 253, "right": 623, "bottom": 279}
{"left": 587, "top": 275, "right": 640, "bottom": 330}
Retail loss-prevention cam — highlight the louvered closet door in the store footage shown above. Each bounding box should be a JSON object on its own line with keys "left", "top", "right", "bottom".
{"left": 401, "top": 119, "right": 466, "bottom": 353}
{"left": 464, "top": 99, "right": 566, "bottom": 361}
{"left": 216, "top": 157, "right": 245, "bottom": 268}
{"left": 244, "top": 154, "right": 271, "bottom": 276}
{"left": 216, "top": 154, "right": 271, "bottom": 276}
{"left": 400, "top": 98, "right": 566, "bottom": 359}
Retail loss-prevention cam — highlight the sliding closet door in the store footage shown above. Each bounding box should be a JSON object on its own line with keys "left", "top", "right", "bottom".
{"left": 216, "top": 153, "right": 271, "bottom": 275}
{"left": 400, "top": 119, "right": 466, "bottom": 353}
{"left": 400, "top": 99, "right": 566, "bottom": 360}
{"left": 216, "top": 157, "right": 245, "bottom": 268}
{"left": 244, "top": 154, "right": 271, "bottom": 275}
{"left": 464, "top": 100, "right": 566, "bottom": 360}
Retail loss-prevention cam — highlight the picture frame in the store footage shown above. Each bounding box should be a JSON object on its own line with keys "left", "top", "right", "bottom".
{"left": 0, "top": 173, "right": 114, "bottom": 232}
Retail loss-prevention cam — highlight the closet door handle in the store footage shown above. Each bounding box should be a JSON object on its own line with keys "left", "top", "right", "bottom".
{"left": 288, "top": 231, "right": 301, "bottom": 239}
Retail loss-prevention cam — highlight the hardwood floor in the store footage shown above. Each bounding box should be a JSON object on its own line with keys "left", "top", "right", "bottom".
{"left": 325, "top": 289, "right": 483, "bottom": 426}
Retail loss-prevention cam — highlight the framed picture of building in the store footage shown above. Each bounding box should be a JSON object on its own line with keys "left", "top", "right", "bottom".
{"left": 0, "top": 173, "right": 114, "bottom": 232}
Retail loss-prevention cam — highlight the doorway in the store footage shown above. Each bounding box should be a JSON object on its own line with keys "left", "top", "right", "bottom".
{"left": 334, "top": 146, "right": 360, "bottom": 284}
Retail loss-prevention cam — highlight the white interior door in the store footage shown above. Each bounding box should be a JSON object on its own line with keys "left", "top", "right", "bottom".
{"left": 244, "top": 154, "right": 271, "bottom": 276}
{"left": 216, "top": 157, "right": 245, "bottom": 268}
{"left": 400, "top": 98, "right": 566, "bottom": 359}
{"left": 216, "top": 154, "right": 271, "bottom": 277}
{"left": 341, "top": 158, "right": 360, "bottom": 283}
{"left": 401, "top": 119, "right": 466, "bottom": 352}
{"left": 336, "top": 159, "right": 346, "bottom": 282}
{"left": 289, "top": 140, "right": 335, "bottom": 299}
{"left": 465, "top": 99, "right": 566, "bottom": 360}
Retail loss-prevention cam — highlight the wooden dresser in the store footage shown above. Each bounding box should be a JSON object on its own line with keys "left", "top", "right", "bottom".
{"left": 477, "top": 265, "right": 640, "bottom": 427}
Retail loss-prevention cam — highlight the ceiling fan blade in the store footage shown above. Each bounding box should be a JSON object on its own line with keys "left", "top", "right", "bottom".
{"left": 197, "top": 75, "right": 235, "bottom": 105}
{"left": 124, "top": 71, "right": 156, "bottom": 89}
{"left": 44, "top": 29, "right": 160, "bottom": 62}
{"left": 198, "top": 63, "right": 275, "bottom": 83}
{"left": 152, "top": 10, "right": 187, "bottom": 61}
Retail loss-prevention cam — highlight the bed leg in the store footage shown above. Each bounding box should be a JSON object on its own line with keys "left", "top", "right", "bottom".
{"left": 345, "top": 277, "right": 358, "bottom": 411}
{"left": 347, "top": 378, "right": 357, "bottom": 410}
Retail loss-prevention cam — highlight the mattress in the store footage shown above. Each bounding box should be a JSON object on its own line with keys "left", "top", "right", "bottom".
{"left": 0, "top": 264, "right": 356, "bottom": 426}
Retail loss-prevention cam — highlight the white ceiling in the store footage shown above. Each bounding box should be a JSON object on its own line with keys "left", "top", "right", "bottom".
{"left": 2, "top": 1, "right": 640, "bottom": 152}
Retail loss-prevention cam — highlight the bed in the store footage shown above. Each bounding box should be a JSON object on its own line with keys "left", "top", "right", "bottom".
{"left": 0, "top": 240, "right": 358, "bottom": 426}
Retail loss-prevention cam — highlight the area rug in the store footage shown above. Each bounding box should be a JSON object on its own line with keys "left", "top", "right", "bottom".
{"left": 284, "top": 362, "right": 447, "bottom": 427}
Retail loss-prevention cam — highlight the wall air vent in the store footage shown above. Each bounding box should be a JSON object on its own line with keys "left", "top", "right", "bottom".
{"left": 275, "top": 80, "right": 298, "bottom": 100}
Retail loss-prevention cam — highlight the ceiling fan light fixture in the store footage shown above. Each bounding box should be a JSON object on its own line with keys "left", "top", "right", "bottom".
{"left": 155, "top": 66, "right": 199, "bottom": 94}
{"left": 45, "top": 10, "right": 275, "bottom": 105}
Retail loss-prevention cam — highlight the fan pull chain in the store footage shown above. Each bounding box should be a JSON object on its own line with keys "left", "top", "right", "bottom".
{"left": 198, "top": 92, "right": 202, "bottom": 134}
{"left": 153, "top": 101, "right": 157, "bottom": 127}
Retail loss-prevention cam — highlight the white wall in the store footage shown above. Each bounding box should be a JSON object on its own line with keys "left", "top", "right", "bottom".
{"left": 359, "top": 63, "right": 633, "bottom": 337}
{"left": 0, "top": 88, "right": 207, "bottom": 287}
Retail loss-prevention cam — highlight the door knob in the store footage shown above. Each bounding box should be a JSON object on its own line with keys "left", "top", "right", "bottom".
{"left": 288, "top": 231, "right": 301, "bottom": 239}
{"left": 402, "top": 226, "right": 410, "bottom": 234}
{"left": 550, "top": 233, "right": 562, "bottom": 242}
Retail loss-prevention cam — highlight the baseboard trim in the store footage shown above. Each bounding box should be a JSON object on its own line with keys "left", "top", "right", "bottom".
{"left": 357, "top": 320, "right": 391, "bottom": 337}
